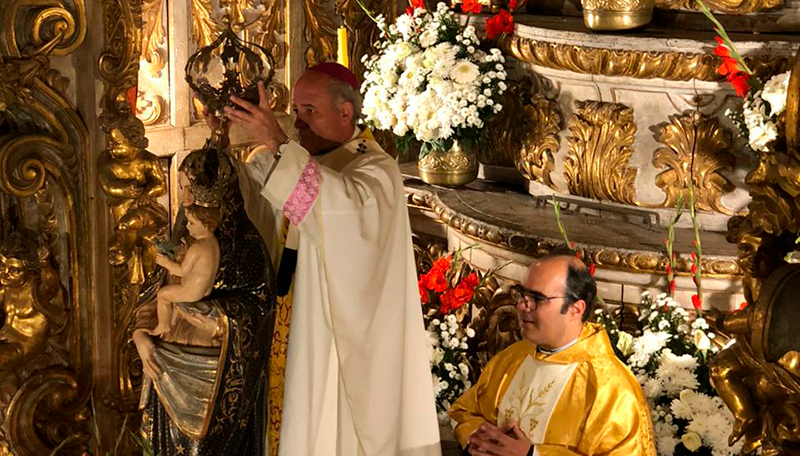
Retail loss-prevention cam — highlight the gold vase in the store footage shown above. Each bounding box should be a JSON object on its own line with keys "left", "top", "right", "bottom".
{"left": 417, "top": 140, "right": 479, "bottom": 187}
{"left": 581, "top": 0, "right": 655, "bottom": 30}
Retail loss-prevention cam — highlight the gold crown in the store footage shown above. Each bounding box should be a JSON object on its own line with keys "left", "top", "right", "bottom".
{"left": 186, "top": 23, "right": 275, "bottom": 116}
{"left": 179, "top": 147, "right": 235, "bottom": 208}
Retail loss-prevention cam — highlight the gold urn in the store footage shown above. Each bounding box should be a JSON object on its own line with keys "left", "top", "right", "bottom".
{"left": 417, "top": 140, "right": 479, "bottom": 187}
{"left": 581, "top": 0, "right": 655, "bottom": 31}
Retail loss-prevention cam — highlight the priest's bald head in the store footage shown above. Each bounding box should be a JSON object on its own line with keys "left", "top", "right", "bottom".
{"left": 512, "top": 254, "right": 596, "bottom": 351}
{"left": 292, "top": 63, "right": 363, "bottom": 155}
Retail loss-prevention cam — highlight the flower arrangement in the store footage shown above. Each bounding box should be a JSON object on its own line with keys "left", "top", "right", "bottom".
{"left": 359, "top": 2, "right": 508, "bottom": 157}
{"left": 696, "top": 0, "right": 790, "bottom": 154}
{"left": 596, "top": 293, "right": 741, "bottom": 456}
{"left": 417, "top": 247, "right": 504, "bottom": 421}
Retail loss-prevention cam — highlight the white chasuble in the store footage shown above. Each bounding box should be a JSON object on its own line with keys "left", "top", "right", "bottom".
{"left": 242, "top": 129, "right": 442, "bottom": 456}
{"left": 497, "top": 356, "right": 578, "bottom": 444}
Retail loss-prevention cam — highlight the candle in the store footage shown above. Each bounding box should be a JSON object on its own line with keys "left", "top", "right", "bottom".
{"left": 337, "top": 26, "right": 349, "bottom": 68}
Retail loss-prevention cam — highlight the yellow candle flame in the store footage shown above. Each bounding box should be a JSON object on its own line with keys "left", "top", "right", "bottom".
{"left": 337, "top": 26, "right": 349, "bottom": 68}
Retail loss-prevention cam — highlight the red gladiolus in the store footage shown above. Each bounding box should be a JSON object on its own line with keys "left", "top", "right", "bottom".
{"left": 690, "top": 251, "right": 696, "bottom": 261}
{"left": 410, "top": 0, "right": 425, "bottom": 9}
{"left": 461, "top": 272, "right": 479, "bottom": 290}
{"left": 486, "top": 9, "right": 514, "bottom": 39}
{"left": 729, "top": 72, "right": 750, "bottom": 97}
{"left": 431, "top": 255, "right": 451, "bottom": 273}
{"left": 669, "top": 280, "right": 676, "bottom": 294}
{"left": 713, "top": 37, "right": 731, "bottom": 58}
{"left": 691, "top": 294, "right": 702, "bottom": 310}
{"left": 717, "top": 58, "right": 741, "bottom": 77}
{"left": 666, "top": 264, "right": 672, "bottom": 276}
{"left": 738, "top": 301, "right": 748, "bottom": 311}
{"left": 589, "top": 264, "right": 595, "bottom": 277}
{"left": 406, "top": 6, "right": 414, "bottom": 15}
{"left": 509, "top": 0, "right": 519, "bottom": 9}
{"left": 425, "top": 269, "right": 449, "bottom": 293}
{"left": 461, "top": 0, "right": 482, "bottom": 13}
{"left": 691, "top": 264, "right": 697, "bottom": 274}
{"left": 663, "top": 238, "right": 669, "bottom": 247}
{"left": 418, "top": 278, "right": 429, "bottom": 303}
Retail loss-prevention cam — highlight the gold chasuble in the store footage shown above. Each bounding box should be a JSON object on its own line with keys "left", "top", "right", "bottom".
{"left": 450, "top": 323, "right": 657, "bottom": 456}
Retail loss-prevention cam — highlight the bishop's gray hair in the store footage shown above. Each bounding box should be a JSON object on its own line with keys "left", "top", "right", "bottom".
{"left": 325, "top": 77, "right": 362, "bottom": 127}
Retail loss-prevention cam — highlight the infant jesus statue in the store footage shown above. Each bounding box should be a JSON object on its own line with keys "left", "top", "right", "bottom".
{"left": 151, "top": 204, "right": 221, "bottom": 336}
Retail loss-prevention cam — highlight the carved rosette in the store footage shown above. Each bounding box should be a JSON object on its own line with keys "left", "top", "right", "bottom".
{"left": 652, "top": 111, "right": 737, "bottom": 215}
{"left": 564, "top": 100, "right": 638, "bottom": 205}
{"left": 517, "top": 94, "right": 561, "bottom": 188}
{"left": 501, "top": 35, "right": 792, "bottom": 83}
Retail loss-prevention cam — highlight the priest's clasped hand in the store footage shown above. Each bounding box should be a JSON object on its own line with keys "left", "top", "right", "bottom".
{"left": 225, "top": 81, "right": 288, "bottom": 154}
{"left": 468, "top": 421, "right": 534, "bottom": 456}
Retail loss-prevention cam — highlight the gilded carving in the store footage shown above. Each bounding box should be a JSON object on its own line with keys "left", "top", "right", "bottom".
{"left": 502, "top": 35, "right": 792, "bottom": 83}
{"left": 564, "top": 100, "right": 638, "bottom": 205}
{"left": 652, "top": 111, "right": 737, "bottom": 215}
{"left": 304, "top": 0, "right": 337, "bottom": 67}
{"left": 191, "top": 0, "right": 223, "bottom": 49}
{"left": 141, "top": 0, "right": 166, "bottom": 75}
{"left": 406, "top": 188, "right": 742, "bottom": 278}
{"left": 482, "top": 81, "right": 530, "bottom": 168}
{"left": 517, "top": 94, "right": 561, "bottom": 188}
{"left": 3, "top": 0, "right": 86, "bottom": 57}
{"left": 136, "top": 92, "right": 168, "bottom": 126}
{"left": 655, "top": 0, "right": 782, "bottom": 14}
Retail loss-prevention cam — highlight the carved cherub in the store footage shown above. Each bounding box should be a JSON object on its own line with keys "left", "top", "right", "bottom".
{"left": 0, "top": 229, "right": 66, "bottom": 371}
{"left": 151, "top": 204, "right": 220, "bottom": 336}
{"left": 98, "top": 115, "right": 168, "bottom": 278}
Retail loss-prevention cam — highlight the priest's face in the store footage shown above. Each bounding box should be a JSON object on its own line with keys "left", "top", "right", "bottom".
{"left": 292, "top": 72, "right": 356, "bottom": 155}
{"left": 515, "top": 256, "right": 584, "bottom": 350}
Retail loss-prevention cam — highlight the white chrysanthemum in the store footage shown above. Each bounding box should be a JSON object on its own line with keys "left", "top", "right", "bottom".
{"left": 450, "top": 60, "right": 480, "bottom": 85}
{"left": 419, "top": 28, "right": 438, "bottom": 48}
{"left": 654, "top": 421, "right": 679, "bottom": 456}
{"left": 762, "top": 71, "right": 790, "bottom": 117}
{"left": 629, "top": 330, "right": 672, "bottom": 367}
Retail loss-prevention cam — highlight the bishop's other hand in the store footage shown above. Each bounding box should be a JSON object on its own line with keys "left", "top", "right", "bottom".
{"left": 225, "top": 81, "right": 288, "bottom": 154}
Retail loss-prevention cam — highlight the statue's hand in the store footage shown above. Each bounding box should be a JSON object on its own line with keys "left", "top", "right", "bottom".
{"left": 133, "top": 329, "right": 161, "bottom": 381}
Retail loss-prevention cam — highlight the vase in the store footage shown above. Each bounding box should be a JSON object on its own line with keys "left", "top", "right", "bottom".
{"left": 417, "top": 140, "right": 479, "bottom": 187}
{"left": 581, "top": 0, "right": 655, "bottom": 31}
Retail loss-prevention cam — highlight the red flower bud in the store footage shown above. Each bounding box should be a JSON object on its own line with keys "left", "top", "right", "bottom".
{"left": 691, "top": 251, "right": 696, "bottom": 261}
{"left": 589, "top": 264, "right": 595, "bottom": 276}
{"left": 691, "top": 264, "right": 697, "bottom": 275}
{"left": 670, "top": 280, "right": 675, "bottom": 294}
{"left": 663, "top": 238, "right": 669, "bottom": 247}
{"left": 666, "top": 264, "right": 672, "bottom": 276}
{"left": 738, "top": 301, "right": 748, "bottom": 311}
{"left": 691, "top": 294, "right": 702, "bottom": 310}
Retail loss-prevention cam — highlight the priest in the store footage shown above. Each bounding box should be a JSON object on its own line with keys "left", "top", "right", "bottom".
{"left": 225, "top": 63, "right": 442, "bottom": 456}
{"left": 450, "top": 255, "right": 656, "bottom": 456}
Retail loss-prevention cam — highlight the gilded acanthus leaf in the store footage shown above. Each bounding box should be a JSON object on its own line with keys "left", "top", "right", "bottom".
{"left": 304, "top": 0, "right": 337, "bottom": 67}
{"left": 141, "top": 0, "right": 166, "bottom": 75}
{"left": 564, "top": 101, "right": 638, "bottom": 204}
{"left": 652, "top": 111, "right": 736, "bottom": 214}
{"left": 191, "top": 0, "right": 222, "bottom": 49}
{"left": 517, "top": 94, "right": 561, "bottom": 188}
{"left": 656, "top": 0, "right": 782, "bottom": 13}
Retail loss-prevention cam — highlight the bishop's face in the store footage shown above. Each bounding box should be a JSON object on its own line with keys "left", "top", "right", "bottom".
{"left": 0, "top": 254, "right": 30, "bottom": 288}
{"left": 292, "top": 72, "right": 355, "bottom": 155}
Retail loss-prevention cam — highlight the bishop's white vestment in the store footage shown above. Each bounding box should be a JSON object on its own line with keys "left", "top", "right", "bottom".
{"left": 240, "top": 129, "right": 442, "bottom": 456}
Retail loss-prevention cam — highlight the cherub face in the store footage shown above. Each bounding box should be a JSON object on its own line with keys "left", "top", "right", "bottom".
{"left": 108, "top": 128, "right": 137, "bottom": 159}
{"left": 185, "top": 210, "right": 210, "bottom": 238}
{"left": 0, "top": 254, "right": 30, "bottom": 288}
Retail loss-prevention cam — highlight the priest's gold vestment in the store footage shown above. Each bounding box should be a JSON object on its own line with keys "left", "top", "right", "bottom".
{"left": 450, "top": 323, "right": 657, "bottom": 456}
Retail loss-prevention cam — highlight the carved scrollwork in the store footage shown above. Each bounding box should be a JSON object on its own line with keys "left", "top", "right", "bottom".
{"left": 191, "top": 0, "right": 223, "bottom": 49}
{"left": 502, "top": 35, "right": 792, "bottom": 83}
{"left": 655, "top": 0, "right": 782, "bottom": 13}
{"left": 141, "top": 0, "right": 166, "bottom": 76}
{"left": 564, "top": 100, "right": 638, "bottom": 205}
{"left": 304, "top": 0, "right": 337, "bottom": 67}
{"left": 517, "top": 94, "right": 561, "bottom": 188}
{"left": 3, "top": 0, "right": 87, "bottom": 57}
{"left": 136, "top": 91, "right": 167, "bottom": 126}
{"left": 652, "top": 111, "right": 737, "bottom": 215}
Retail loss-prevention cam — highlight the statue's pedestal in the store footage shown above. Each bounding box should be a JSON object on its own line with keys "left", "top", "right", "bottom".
{"left": 404, "top": 164, "right": 745, "bottom": 311}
